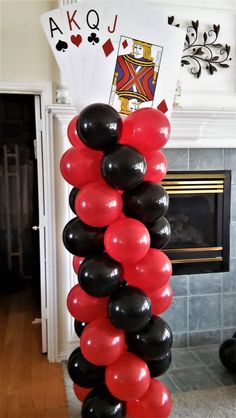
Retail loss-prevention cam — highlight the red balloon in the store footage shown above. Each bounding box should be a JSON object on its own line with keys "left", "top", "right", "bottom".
{"left": 60, "top": 147, "right": 102, "bottom": 188}
{"left": 75, "top": 182, "right": 123, "bottom": 228}
{"left": 105, "top": 352, "right": 150, "bottom": 401}
{"left": 144, "top": 150, "right": 168, "bottom": 183}
{"left": 80, "top": 318, "right": 126, "bottom": 366}
{"left": 148, "top": 283, "right": 173, "bottom": 316}
{"left": 119, "top": 212, "right": 126, "bottom": 219}
{"left": 67, "top": 116, "right": 86, "bottom": 149}
{"left": 124, "top": 249, "right": 172, "bottom": 292}
{"left": 127, "top": 379, "right": 172, "bottom": 418}
{"left": 73, "top": 383, "right": 92, "bottom": 402}
{"left": 67, "top": 284, "right": 108, "bottom": 322}
{"left": 104, "top": 218, "right": 150, "bottom": 263}
{"left": 72, "top": 255, "right": 84, "bottom": 274}
{"left": 121, "top": 108, "right": 171, "bottom": 153}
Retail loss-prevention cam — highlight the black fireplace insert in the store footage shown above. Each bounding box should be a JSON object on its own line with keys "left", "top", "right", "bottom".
{"left": 161, "top": 171, "right": 231, "bottom": 275}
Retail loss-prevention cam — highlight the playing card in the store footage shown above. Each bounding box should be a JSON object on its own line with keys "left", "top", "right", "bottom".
{"left": 76, "top": 2, "right": 167, "bottom": 109}
{"left": 41, "top": 3, "right": 184, "bottom": 116}
{"left": 40, "top": 8, "right": 73, "bottom": 92}
{"left": 59, "top": 2, "right": 168, "bottom": 111}
{"left": 90, "top": 6, "right": 185, "bottom": 116}
{"left": 59, "top": 2, "right": 110, "bottom": 110}
{"left": 109, "top": 36, "right": 164, "bottom": 115}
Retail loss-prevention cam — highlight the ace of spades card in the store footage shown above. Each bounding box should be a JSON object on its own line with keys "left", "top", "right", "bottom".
{"left": 40, "top": 7, "right": 90, "bottom": 108}
{"left": 40, "top": 8, "right": 75, "bottom": 97}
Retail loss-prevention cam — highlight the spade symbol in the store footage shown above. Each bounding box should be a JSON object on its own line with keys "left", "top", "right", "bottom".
{"left": 88, "top": 32, "right": 99, "bottom": 45}
{"left": 56, "top": 40, "right": 68, "bottom": 52}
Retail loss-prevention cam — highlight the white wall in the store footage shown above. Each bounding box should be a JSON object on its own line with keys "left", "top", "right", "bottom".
{"left": 0, "top": 0, "right": 59, "bottom": 84}
{"left": 147, "top": 0, "right": 236, "bottom": 109}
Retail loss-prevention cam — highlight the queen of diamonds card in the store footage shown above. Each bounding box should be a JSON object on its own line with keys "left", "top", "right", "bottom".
{"left": 109, "top": 36, "right": 163, "bottom": 115}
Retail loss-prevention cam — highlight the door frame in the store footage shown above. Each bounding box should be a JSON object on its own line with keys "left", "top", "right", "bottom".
{"left": 0, "top": 81, "right": 58, "bottom": 362}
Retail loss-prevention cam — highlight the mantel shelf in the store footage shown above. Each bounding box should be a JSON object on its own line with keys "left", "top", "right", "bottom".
{"left": 47, "top": 105, "right": 236, "bottom": 149}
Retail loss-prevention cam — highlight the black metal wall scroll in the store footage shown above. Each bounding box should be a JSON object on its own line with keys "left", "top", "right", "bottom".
{"left": 168, "top": 16, "right": 231, "bottom": 78}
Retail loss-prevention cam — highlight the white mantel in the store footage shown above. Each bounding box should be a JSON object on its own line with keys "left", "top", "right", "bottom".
{"left": 169, "top": 108, "right": 236, "bottom": 148}
{"left": 48, "top": 105, "right": 236, "bottom": 149}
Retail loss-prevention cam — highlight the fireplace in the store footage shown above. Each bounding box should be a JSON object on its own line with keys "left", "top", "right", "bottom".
{"left": 162, "top": 171, "right": 231, "bottom": 275}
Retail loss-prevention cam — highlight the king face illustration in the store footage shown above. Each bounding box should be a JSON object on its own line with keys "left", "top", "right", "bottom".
{"left": 110, "top": 38, "right": 162, "bottom": 115}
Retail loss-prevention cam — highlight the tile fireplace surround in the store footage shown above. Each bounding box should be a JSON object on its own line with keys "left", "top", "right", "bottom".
{"left": 161, "top": 148, "right": 236, "bottom": 348}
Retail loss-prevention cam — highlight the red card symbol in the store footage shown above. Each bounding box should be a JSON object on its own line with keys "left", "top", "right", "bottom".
{"left": 71, "top": 34, "right": 82, "bottom": 47}
{"left": 157, "top": 100, "right": 168, "bottom": 114}
{"left": 122, "top": 39, "right": 128, "bottom": 49}
{"left": 102, "top": 39, "right": 114, "bottom": 57}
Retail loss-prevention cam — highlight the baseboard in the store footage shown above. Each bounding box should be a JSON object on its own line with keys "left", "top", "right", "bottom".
{"left": 58, "top": 339, "right": 80, "bottom": 361}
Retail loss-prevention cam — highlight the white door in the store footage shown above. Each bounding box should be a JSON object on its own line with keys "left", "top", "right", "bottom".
{"left": 34, "top": 95, "right": 48, "bottom": 353}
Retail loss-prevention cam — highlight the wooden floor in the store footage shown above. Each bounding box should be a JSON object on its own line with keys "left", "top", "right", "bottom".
{"left": 0, "top": 285, "right": 69, "bottom": 418}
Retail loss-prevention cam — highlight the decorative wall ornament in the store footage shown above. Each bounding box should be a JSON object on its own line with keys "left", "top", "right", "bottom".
{"left": 173, "top": 80, "right": 182, "bottom": 108}
{"left": 168, "top": 17, "right": 231, "bottom": 78}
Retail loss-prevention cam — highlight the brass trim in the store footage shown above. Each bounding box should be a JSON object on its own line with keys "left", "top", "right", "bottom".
{"left": 164, "top": 247, "right": 223, "bottom": 253}
{"left": 171, "top": 257, "right": 223, "bottom": 264}
{"left": 164, "top": 185, "right": 223, "bottom": 189}
{"left": 167, "top": 190, "right": 224, "bottom": 194}
{"left": 165, "top": 173, "right": 225, "bottom": 179}
{"left": 162, "top": 180, "right": 224, "bottom": 185}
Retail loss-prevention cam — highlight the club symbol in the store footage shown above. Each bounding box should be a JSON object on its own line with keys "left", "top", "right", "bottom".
{"left": 88, "top": 32, "right": 99, "bottom": 45}
{"left": 56, "top": 39, "right": 68, "bottom": 52}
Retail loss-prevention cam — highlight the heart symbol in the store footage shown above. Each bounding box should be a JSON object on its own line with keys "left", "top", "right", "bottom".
{"left": 71, "top": 34, "right": 82, "bottom": 47}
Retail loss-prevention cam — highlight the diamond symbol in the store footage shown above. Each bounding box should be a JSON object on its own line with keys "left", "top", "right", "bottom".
{"left": 122, "top": 39, "right": 128, "bottom": 49}
{"left": 157, "top": 100, "right": 168, "bottom": 114}
{"left": 102, "top": 39, "right": 114, "bottom": 57}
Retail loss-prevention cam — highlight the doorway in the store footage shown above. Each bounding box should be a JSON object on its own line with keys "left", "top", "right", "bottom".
{"left": 0, "top": 93, "right": 47, "bottom": 352}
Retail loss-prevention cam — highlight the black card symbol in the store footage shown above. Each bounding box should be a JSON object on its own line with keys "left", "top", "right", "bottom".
{"left": 88, "top": 32, "right": 99, "bottom": 45}
{"left": 56, "top": 40, "right": 68, "bottom": 52}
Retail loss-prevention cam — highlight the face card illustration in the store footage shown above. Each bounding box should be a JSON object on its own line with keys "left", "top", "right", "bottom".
{"left": 90, "top": 12, "right": 185, "bottom": 116}
{"left": 80, "top": 4, "right": 170, "bottom": 110}
{"left": 109, "top": 37, "right": 163, "bottom": 115}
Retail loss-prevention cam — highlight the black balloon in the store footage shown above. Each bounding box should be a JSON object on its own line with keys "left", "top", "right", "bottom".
{"left": 68, "top": 347, "right": 105, "bottom": 387}
{"left": 219, "top": 338, "right": 236, "bottom": 373}
{"left": 126, "top": 315, "right": 173, "bottom": 361}
{"left": 123, "top": 181, "right": 169, "bottom": 224}
{"left": 74, "top": 319, "right": 87, "bottom": 338}
{"left": 147, "top": 351, "right": 172, "bottom": 378}
{"left": 147, "top": 217, "right": 171, "bottom": 249}
{"left": 82, "top": 384, "right": 126, "bottom": 418}
{"left": 107, "top": 285, "right": 152, "bottom": 332}
{"left": 78, "top": 253, "right": 123, "bottom": 297}
{"left": 101, "top": 145, "right": 146, "bottom": 191}
{"left": 62, "top": 217, "right": 105, "bottom": 257}
{"left": 76, "top": 103, "right": 122, "bottom": 151}
{"left": 69, "top": 187, "right": 80, "bottom": 214}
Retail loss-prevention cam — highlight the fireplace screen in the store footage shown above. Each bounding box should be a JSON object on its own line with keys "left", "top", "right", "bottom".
{"left": 162, "top": 171, "right": 231, "bottom": 275}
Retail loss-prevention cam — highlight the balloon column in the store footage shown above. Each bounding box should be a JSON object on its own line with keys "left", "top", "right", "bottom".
{"left": 61, "top": 103, "right": 173, "bottom": 417}
{"left": 219, "top": 332, "right": 236, "bottom": 373}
